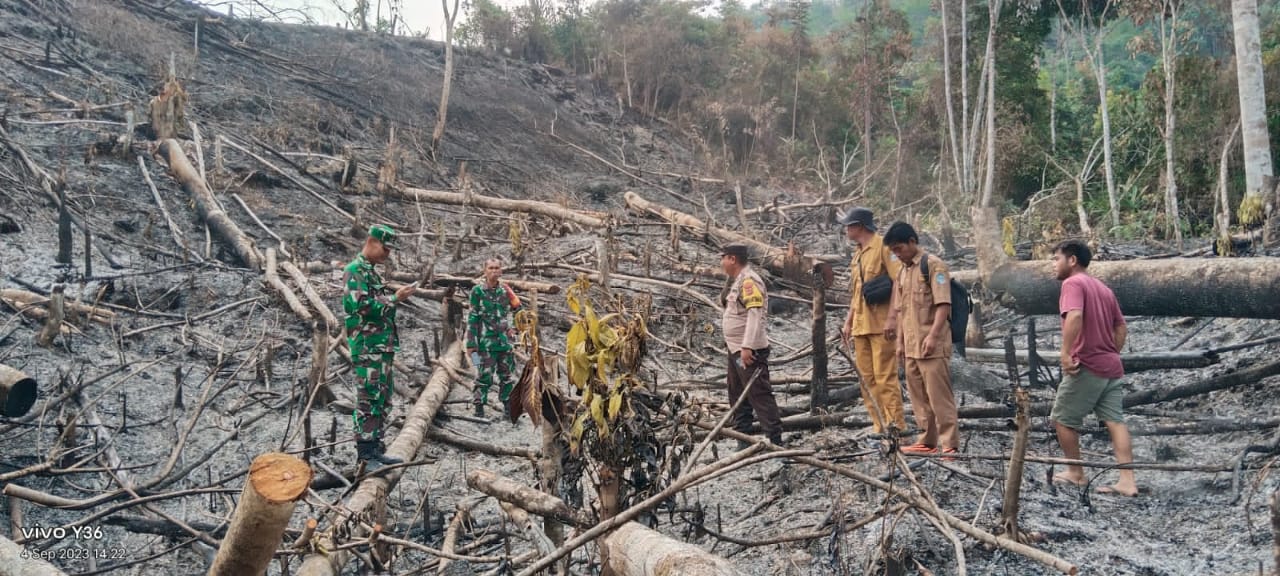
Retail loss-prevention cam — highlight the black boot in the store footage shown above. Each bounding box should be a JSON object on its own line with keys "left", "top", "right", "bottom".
{"left": 473, "top": 400, "right": 485, "bottom": 418}
{"left": 768, "top": 433, "right": 784, "bottom": 447}
{"left": 357, "top": 440, "right": 403, "bottom": 471}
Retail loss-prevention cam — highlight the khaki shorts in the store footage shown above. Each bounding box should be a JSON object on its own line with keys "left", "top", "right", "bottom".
{"left": 1051, "top": 367, "right": 1125, "bottom": 429}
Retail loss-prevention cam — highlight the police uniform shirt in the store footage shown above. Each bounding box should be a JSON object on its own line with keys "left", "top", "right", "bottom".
{"left": 722, "top": 266, "right": 769, "bottom": 352}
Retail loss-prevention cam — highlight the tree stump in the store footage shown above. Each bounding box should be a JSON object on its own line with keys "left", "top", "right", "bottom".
{"left": 208, "top": 453, "right": 312, "bottom": 576}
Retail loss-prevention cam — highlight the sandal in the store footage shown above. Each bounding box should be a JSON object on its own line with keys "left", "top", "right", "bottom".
{"left": 900, "top": 443, "right": 936, "bottom": 454}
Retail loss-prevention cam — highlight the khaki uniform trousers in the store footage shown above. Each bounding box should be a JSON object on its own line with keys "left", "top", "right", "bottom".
{"left": 853, "top": 334, "right": 906, "bottom": 433}
{"left": 904, "top": 356, "right": 959, "bottom": 449}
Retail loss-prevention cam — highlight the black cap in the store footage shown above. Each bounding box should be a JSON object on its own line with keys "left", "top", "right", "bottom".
{"left": 720, "top": 244, "right": 750, "bottom": 261}
{"left": 838, "top": 207, "right": 876, "bottom": 232}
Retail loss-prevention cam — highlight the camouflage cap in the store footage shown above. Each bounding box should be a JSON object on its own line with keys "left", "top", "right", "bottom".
{"left": 369, "top": 224, "right": 399, "bottom": 249}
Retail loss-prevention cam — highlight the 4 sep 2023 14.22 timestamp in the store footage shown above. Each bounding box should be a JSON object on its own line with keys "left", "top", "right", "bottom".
{"left": 21, "top": 545, "right": 130, "bottom": 561}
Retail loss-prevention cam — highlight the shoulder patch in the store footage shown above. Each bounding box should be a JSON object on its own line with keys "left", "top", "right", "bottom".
{"left": 740, "top": 278, "right": 764, "bottom": 309}
{"left": 889, "top": 253, "right": 898, "bottom": 262}
{"left": 935, "top": 272, "right": 947, "bottom": 285}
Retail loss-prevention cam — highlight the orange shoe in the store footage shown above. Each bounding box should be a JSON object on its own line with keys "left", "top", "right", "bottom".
{"left": 900, "top": 443, "right": 936, "bottom": 454}
{"left": 940, "top": 447, "right": 958, "bottom": 461}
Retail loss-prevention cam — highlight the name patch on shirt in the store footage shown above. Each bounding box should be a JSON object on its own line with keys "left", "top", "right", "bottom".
{"left": 740, "top": 279, "right": 764, "bottom": 309}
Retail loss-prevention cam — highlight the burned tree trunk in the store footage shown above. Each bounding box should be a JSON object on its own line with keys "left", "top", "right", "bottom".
{"left": 208, "top": 453, "right": 312, "bottom": 576}
{"left": 34, "top": 285, "right": 64, "bottom": 348}
{"left": 810, "top": 263, "right": 830, "bottom": 413}
{"left": 55, "top": 184, "right": 71, "bottom": 266}
{"left": 602, "top": 522, "right": 746, "bottom": 576}
{"left": 158, "top": 139, "right": 262, "bottom": 269}
{"left": 985, "top": 259, "right": 1280, "bottom": 320}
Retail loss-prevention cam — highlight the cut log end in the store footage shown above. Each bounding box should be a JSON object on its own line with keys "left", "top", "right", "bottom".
{"left": 0, "top": 364, "right": 38, "bottom": 418}
{"left": 250, "top": 452, "right": 313, "bottom": 504}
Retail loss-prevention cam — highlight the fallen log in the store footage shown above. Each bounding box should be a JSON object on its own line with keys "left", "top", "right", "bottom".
{"left": 430, "top": 273, "right": 561, "bottom": 295}
{"left": 263, "top": 248, "right": 313, "bottom": 325}
{"left": 982, "top": 259, "right": 1280, "bottom": 320}
{"left": 393, "top": 187, "right": 608, "bottom": 228}
{"left": 624, "top": 191, "right": 841, "bottom": 280}
{"left": 0, "top": 534, "right": 66, "bottom": 576}
{"left": 961, "top": 348, "right": 1220, "bottom": 373}
{"left": 209, "top": 453, "right": 312, "bottom": 576}
{"left": 603, "top": 522, "right": 746, "bottom": 576}
{"left": 158, "top": 139, "right": 263, "bottom": 269}
{"left": 280, "top": 261, "right": 341, "bottom": 331}
{"left": 296, "top": 342, "right": 462, "bottom": 576}
{"left": 0, "top": 289, "right": 113, "bottom": 324}
{"left": 465, "top": 469, "right": 593, "bottom": 527}
{"left": 0, "top": 364, "right": 38, "bottom": 418}
{"left": 1122, "top": 358, "right": 1280, "bottom": 408}
{"left": 427, "top": 427, "right": 539, "bottom": 460}
{"left": 300, "top": 261, "right": 557, "bottom": 294}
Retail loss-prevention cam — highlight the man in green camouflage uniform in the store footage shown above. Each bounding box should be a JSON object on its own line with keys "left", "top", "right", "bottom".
{"left": 343, "top": 224, "right": 416, "bottom": 469}
{"left": 467, "top": 257, "right": 523, "bottom": 418}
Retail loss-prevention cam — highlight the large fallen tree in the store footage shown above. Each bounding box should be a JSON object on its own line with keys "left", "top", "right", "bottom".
{"left": 392, "top": 187, "right": 609, "bottom": 228}
{"left": 624, "top": 191, "right": 841, "bottom": 280}
{"left": 296, "top": 342, "right": 462, "bottom": 576}
{"left": 969, "top": 259, "right": 1280, "bottom": 320}
{"left": 157, "top": 139, "right": 263, "bottom": 269}
{"left": 961, "top": 348, "right": 1220, "bottom": 373}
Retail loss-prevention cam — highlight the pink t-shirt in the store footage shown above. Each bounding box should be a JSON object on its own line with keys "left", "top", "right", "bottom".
{"left": 1059, "top": 273, "right": 1126, "bottom": 378}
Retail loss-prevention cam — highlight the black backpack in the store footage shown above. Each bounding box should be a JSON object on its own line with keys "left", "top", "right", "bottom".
{"left": 919, "top": 254, "right": 972, "bottom": 357}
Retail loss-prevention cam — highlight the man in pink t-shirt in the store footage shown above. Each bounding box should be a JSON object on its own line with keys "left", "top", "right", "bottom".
{"left": 1049, "top": 240, "right": 1138, "bottom": 497}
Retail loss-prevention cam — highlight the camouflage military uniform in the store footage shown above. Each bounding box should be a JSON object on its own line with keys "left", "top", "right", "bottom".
{"left": 343, "top": 253, "right": 400, "bottom": 442}
{"left": 467, "top": 283, "right": 522, "bottom": 406}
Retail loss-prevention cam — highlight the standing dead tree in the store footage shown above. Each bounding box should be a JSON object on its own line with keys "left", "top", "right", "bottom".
{"left": 431, "top": 0, "right": 461, "bottom": 152}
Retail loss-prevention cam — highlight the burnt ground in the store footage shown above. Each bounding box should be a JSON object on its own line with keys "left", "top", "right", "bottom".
{"left": 1, "top": 1, "right": 1279, "bottom": 575}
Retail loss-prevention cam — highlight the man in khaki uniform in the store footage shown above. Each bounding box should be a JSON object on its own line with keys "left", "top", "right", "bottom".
{"left": 839, "top": 207, "right": 907, "bottom": 436}
{"left": 884, "top": 222, "right": 959, "bottom": 456}
{"left": 719, "top": 244, "right": 783, "bottom": 446}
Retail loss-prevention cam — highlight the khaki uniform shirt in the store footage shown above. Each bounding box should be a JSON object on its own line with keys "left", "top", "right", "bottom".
{"left": 722, "top": 266, "right": 769, "bottom": 352}
{"left": 848, "top": 235, "right": 903, "bottom": 336}
{"left": 895, "top": 252, "right": 952, "bottom": 359}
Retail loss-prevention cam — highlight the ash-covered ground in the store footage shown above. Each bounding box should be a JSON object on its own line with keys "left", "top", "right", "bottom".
{"left": 1, "top": 2, "right": 1278, "bottom": 575}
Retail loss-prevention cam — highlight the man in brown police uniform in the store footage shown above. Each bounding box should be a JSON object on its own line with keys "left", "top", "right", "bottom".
{"left": 719, "top": 244, "right": 783, "bottom": 447}
{"left": 883, "top": 222, "right": 959, "bottom": 456}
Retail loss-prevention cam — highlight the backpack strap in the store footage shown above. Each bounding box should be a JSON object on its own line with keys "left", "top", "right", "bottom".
{"left": 918, "top": 251, "right": 929, "bottom": 281}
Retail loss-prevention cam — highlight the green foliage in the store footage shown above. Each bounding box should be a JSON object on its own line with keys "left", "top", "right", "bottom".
{"left": 455, "top": 0, "right": 1280, "bottom": 240}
